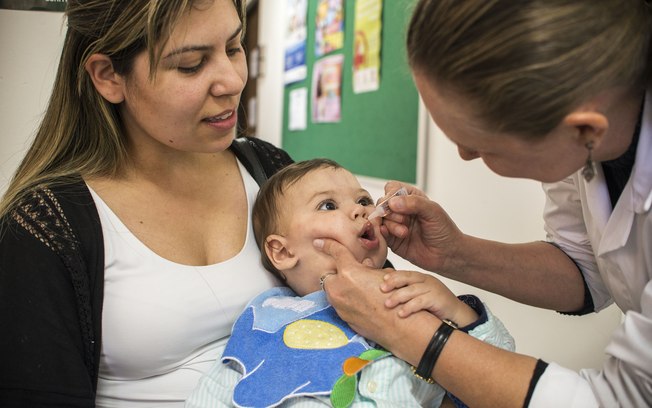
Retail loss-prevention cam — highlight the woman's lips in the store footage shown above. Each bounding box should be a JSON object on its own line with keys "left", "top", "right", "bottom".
{"left": 203, "top": 110, "right": 237, "bottom": 130}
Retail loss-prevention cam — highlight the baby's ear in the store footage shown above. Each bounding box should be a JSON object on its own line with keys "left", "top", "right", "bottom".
{"left": 265, "top": 235, "right": 298, "bottom": 271}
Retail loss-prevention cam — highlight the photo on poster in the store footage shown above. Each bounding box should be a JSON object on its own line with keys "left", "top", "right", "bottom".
{"left": 315, "top": 0, "right": 344, "bottom": 57}
{"left": 0, "top": 0, "right": 66, "bottom": 11}
{"left": 284, "top": 0, "right": 308, "bottom": 85}
{"left": 312, "top": 54, "right": 343, "bottom": 123}
{"left": 353, "top": 0, "right": 382, "bottom": 93}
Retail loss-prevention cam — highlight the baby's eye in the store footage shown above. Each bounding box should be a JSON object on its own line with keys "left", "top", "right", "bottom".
{"left": 318, "top": 200, "right": 337, "bottom": 211}
{"left": 357, "top": 196, "right": 374, "bottom": 206}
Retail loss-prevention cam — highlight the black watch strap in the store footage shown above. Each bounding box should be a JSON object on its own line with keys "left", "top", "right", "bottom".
{"left": 414, "top": 319, "right": 457, "bottom": 382}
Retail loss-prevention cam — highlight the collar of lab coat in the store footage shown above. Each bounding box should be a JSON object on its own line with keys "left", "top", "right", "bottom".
{"left": 586, "top": 89, "right": 652, "bottom": 255}
{"left": 631, "top": 89, "right": 652, "bottom": 214}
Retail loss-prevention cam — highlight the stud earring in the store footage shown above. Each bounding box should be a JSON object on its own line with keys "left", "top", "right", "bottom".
{"left": 581, "top": 141, "right": 595, "bottom": 182}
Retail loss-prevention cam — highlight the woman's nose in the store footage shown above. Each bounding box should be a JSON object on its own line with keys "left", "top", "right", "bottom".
{"left": 457, "top": 145, "right": 480, "bottom": 161}
{"left": 210, "top": 56, "right": 247, "bottom": 97}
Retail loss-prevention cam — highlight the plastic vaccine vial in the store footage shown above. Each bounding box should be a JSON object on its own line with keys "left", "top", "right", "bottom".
{"left": 368, "top": 187, "right": 408, "bottom": 221}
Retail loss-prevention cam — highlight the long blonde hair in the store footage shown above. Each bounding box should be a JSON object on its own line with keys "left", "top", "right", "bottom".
{"left": 407, "top": 0, "right": 652, "bottom": 138}
{"left": 0, "top": 0, "right": 245, "bottom": 220}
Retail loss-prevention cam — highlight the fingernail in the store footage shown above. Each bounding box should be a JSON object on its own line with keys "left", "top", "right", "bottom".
{"left": 392, "top": 197, "right": 405, "bottom": 210}
{"left": 313, "top": 239, "right": 324, "bottom": 249}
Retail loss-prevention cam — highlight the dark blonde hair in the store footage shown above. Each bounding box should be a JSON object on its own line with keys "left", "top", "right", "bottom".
{"left": 252, "top": 158, "right": 342, "bottom": 280}
{"left": 1, "top": 0, "right": 246, "bottom": 220}
{"left": 407, "top": 0, "right": 652, "bottom": 138}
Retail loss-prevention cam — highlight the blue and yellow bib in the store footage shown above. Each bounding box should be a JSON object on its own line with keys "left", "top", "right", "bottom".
{"left": 222, "top": 287, "right": 390, "bottom": 408}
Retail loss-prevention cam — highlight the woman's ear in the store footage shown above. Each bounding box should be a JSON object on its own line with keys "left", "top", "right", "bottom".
{"left": 265, "top": 235, "right": 298, "bottom": 271}
{"left": 562, "top": 110, "right": 609, "bottom": 150}
{"left": 85, "top": 54, "right": 126, "bottom": 104}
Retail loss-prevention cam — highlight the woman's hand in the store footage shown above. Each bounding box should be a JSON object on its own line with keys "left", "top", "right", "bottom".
{"left": 379, "top": 181, "right": 465, "bottom": 274}
{"left": 314, "top": 238, "right": 416, "bottom": 348}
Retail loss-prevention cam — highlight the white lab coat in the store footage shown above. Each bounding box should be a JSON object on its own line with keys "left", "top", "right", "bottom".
{"left": 531, "top": 91, "right": 652, "bottom": 407}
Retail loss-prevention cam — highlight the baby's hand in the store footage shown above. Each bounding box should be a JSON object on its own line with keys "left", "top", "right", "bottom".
{"left": 380, "top": 270, "right": 477, "bottom": 327}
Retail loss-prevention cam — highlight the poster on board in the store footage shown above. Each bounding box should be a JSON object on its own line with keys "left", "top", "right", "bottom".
{"left": 353, "top": 0, "right": 382, "bottom": 93}
{"left": 288, "top": 87, "right": 308, "bottom": 131}
{"left": 0, "top": 0, "right": 66, "bottom": 11}
{"left": 284, "top": 0, "right": 308, "bottom": 85}
{"left": 315, "top": 0, "right": 344, "bottom": 57}
{"left": 312, "top": 54, "right": 343, "bottom": 123}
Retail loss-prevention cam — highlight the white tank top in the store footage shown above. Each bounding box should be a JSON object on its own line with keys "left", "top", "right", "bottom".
{"left": 89, "top": 161, "right": 279, "bottom": 407}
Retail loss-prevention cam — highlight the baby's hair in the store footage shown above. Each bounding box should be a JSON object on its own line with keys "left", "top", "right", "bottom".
{"left": 252, "top": 158, "right": 343, "bottom": 280}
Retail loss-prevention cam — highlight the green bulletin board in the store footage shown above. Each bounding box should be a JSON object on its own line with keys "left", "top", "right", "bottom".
{"left": 282, "top": 0, "right": 419, "bottom": 183}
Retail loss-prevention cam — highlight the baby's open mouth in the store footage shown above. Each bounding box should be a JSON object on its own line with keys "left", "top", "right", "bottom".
{"left": 359, "top": 222, "right": 379, "bottom": 250}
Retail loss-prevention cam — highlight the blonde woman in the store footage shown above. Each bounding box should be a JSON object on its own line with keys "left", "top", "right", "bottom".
{"left": 0, "top": 0, "right": 292, "bottom": 406}
{"left": 316, "top": 1, "right": 652, "bottom": 407}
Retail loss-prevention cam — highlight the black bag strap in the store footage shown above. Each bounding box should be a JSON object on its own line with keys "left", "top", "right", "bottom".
{"left": 230, "top": 137, "right": 268, "bottom": 186}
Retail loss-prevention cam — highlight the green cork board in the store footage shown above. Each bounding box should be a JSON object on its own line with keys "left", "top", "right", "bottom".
{"left": 282, "top": 0, "right": 419, "bottom": 183}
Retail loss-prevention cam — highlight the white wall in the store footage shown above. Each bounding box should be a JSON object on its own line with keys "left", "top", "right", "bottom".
{"left": 1, "top": 3, "right": 622, "bottom": 373}
{"left": 0, "top": 9, "right": 65, "bottom": 194}
{"left": 254, "top": 0, "right": 285, "bottom": 148}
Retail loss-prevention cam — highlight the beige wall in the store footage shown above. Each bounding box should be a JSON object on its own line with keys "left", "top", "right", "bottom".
{"left": 1, "top": 3, "right": 622, "bottom": 372}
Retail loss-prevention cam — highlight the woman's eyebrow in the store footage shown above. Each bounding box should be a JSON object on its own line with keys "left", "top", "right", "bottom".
{"left": 163, "top": 45, "right": 214, "bottom": 59}
{"left": 163, "top": 24, "right": 243, "bottom": 59}
{"left": 228, "top": 24, "right": 244, "bottom": 42}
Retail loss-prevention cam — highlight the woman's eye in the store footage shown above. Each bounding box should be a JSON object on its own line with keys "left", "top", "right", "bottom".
{"left": 178, "top": 58, "right": 206, "bottom": 74}
{"left": 227, "top": 45, "right": 243, "bottom": 57}
{"left": 318, "top": 200, "right": 337, "bottom": 211}
{"left": 227, "top": 37, "right": 244, "bottom": 57}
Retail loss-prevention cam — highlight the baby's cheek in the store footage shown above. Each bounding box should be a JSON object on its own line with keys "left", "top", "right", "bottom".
{"left": 380, "top": 242, "right": 389, "bottom": 263}
{"left": 317, "top": 252, "right": 338, "bottom": 270}
{"left": 308, "top": 224, "right": 348, "bottom": 243}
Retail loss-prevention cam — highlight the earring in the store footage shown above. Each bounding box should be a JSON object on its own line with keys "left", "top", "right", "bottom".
{"left": 581, "top": 141, "right": 595, "bottom": 182}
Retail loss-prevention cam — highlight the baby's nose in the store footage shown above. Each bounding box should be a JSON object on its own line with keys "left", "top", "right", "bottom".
{"left": 353, "top": 204, "right": 367, "bottom": 219}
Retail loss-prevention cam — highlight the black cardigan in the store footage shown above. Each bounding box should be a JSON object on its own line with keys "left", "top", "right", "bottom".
{"left": 0, "top": 137, "right": 293, "bottom": 407}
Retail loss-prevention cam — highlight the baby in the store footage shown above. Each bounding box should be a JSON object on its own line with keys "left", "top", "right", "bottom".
{"left": 186, "top": 159, "right": 514, "bottom": 408}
